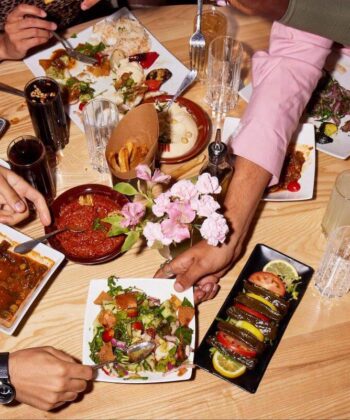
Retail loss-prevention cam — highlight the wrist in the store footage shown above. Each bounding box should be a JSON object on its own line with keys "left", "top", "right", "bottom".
{"left": 0, "top": 352, "right": 16, "bottom": 404}
{"left": 0, "top": 35, "right": 10, "bottom": 61}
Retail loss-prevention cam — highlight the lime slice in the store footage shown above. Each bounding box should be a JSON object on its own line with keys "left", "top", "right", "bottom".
{"left": 263, "top": 259, "right": 299, "bottom": 284}
{"left": 235, "top": 320, "right": 265, "bottom": 342}
{"left": 212, "top": 351, "right": 246, "bottom": 379}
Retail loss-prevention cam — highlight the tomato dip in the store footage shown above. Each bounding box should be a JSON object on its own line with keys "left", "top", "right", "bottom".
{"left": 56, "top": 194, "right": 124, "bottom": 259}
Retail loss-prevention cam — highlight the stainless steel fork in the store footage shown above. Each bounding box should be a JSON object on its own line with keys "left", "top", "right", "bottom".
{"left": 189, "top": 0, "right": 206, "bottom": 76}
{"left": 52, "top": 32, "right": 98, "bottom": 65}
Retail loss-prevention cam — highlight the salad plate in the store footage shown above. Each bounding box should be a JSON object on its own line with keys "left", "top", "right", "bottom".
{"left": 82, "top": 277, "right": 195, "bottom": 383}
{"left": 194, "top": 244, "right": 314, "bottom": 393}
{"left": 238, "top": 53, "right": 350, "bottom": 160}
{"left": 223, "top": 118, "right": 316, "bottom": 201}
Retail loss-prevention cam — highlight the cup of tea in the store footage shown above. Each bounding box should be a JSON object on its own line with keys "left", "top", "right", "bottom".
{"left": 7, "top": 135, "right": 56, "bottom": 204}
{"left": 24, "top": 77, "right": 69, "bottom": 153}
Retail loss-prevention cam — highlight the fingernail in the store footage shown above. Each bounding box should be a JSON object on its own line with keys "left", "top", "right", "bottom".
{"left": 196, "top": 290, "right": 205, "bottom": 300}
{"left": 41, "top": 10, "right": 47, "bottom": 17}
{"left": 174, "top": 283, "right": 184, "bottom": 292}
{"left": 81, "top": 3, "right": 88, "bottom": 10}
{"left": 14, "top": 201, "right": 25, "bottom": 212}
{"left": 203, "top": 283, "right": 213, "bottom": 293}
{"left": 51, "top": 23, "right": 57, "bottom": 30}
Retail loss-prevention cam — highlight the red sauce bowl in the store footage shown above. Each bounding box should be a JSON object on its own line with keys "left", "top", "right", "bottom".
{"left": 45, "top": 184, "right": 129, "bottom": 265}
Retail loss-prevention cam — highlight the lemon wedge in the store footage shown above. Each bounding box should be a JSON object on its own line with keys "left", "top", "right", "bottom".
{"left": 212, "top": 351, "right": 246, "bottom": 379}
{"left": 263, "top": 259, "right": 299, "bottom": 284}
{"left": 235, "top": 320, "right": 265, "bottom": 342}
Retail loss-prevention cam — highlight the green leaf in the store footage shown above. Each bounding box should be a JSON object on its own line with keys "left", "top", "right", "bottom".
{"left": 181, "top": 297, "right": 194, "bottom": 308}
{"left": 102, "top": 214, "right": 129, "bottom": 236}
{"left": 175, "top": 326, "right": 193, "bottom": 345}
{"left": 121, "top": 231, "right": 140, "bottom": 252}
{"left": 114, "top": 183, "right": 138, "bottom": 196}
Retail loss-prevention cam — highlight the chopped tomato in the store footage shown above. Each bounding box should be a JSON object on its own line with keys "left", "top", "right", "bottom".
{"left": 102, "top": 329, "right": 114, "bottom": 343}
{"left": 216, "top": 331, "right": 257, "bottom": 358}
{"left": 145, "top": 79, "right": 162, "bottom": 92}
{"left": 115, "top": 292, "right": 137, "bottom": 310}
{"left": 145, "top": 327, "right": 156, "bottom": 339}
{"left": 248, "top": 271, "right": 286, "bottom": 297}
{"left": 287, "top": 181, "right": 301, "bottom": 192}
{"left": 95, "top": 52, "right": 105, "bottom": 66}
{"left": 234, "top": 303, "right": 270, "bottom": 322}
{"left": 79, "top": 102, "right": 87, "bottom": 111}
{"left": 132, "top": 321, "right": 143, "bottom": 331}
{"left": 126, "top": 307, "right": 138, "bottom": 318}
{"left": 129, "top": 51, "right": 159, "bottom": 69}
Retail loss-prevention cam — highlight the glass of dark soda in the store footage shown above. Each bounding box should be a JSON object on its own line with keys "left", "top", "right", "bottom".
{"left": 24, "top": 77, "right": 69, "bottom": 152}
{"left": 7, "top": 136, "right": 56, "bottom": 204}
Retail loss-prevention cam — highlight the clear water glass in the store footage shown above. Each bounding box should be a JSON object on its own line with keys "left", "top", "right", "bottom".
{"left": 206, "top": 36, "right": 242, "bottom": 119}
{"left": 82, "top": 99, "right": 119, "bottom": 173}
{"left": 314, "top": 225, "right": 350, "bottom": 298}
{"left": 321, "top": 170, "right": 350, "bottom": 237}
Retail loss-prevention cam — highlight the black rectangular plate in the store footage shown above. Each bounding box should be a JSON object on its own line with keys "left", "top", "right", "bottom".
{"left": 194, "top": 243, "right": 314, "bottom": 394}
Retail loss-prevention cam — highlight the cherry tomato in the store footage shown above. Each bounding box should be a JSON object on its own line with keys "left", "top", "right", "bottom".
{"left": 287, "top": 180, "right": 301, "bottom": 192}
{"left": 248, "top": 271, "right": 286, "bottom": 297}
{"left": 234, "top": 303, "right": 270, "bottom": 322}
{"left": 129, "top": 51, "right": 159, "bottom": 69}
{"left": 145, "top": 327, "right": 156, "bottom": 339}
{"left": 216, "top": 331, "right": 257, "bottom": 358}
{"left": 102, "top": 329, "right": 114, "bottom": 342}
{"left": 79, "top": 102, "right": 87, "bottom": 111}
{"left": 132, "top": 321, "right": 143, "bottom": 331}
{"left": 126, "top": 307, "right": 138, "bottom": 318}
{"left": 145, "top": 79, "right": 162, "bottom": 92}
{"left": 95, "top": 52, "right": 105, "bottom": 66}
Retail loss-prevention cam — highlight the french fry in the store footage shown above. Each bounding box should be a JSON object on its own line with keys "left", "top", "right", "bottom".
{"left": 125, "top": 141, "right": 134, "bottom": 155}
{"left": 118, "top": 146, "right": 130, "bottom": 172}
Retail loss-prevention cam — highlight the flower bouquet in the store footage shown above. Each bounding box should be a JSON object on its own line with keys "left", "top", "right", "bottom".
{"left": 103, "top": 165, "right": 229, "bottom": 254}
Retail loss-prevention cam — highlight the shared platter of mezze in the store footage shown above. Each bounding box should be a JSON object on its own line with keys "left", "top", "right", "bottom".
{"left": 194, "top": 244, "right": 314, "bottom": 393}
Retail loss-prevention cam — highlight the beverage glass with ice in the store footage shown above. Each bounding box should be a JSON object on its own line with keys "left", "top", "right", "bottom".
{"left": 314, "top": 225, "right": 350, "bottom": 298}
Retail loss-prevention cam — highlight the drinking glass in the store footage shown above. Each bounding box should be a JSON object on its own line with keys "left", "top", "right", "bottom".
{"left": 24, "top": 77, "right": 69, "bottom": 152}
{"left": 314, "top": 225, "right": 350, "bottom": 298}
{"left": 321, "top": 170, "right": 350, "bottom": 237}
{"left": 194, "top": 7, "right": 228, "bottom": 80}
{"left": 7, "top": 135, "right": 56, "bottom": 204}
{"left": 82, "top": 99, "right": 119, "bottom": 173}
{"left": 206, "top": 36, "right": 242, "bottom": 120}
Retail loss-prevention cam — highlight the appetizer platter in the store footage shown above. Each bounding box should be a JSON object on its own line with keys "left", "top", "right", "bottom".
{"left": 222, "top": 118, "right": 316, "bottom": 201}
{"left": 45, "top": 184, "right": 129, "bottom": 264}
{"left": 238, "top": 54, "right": 350, "bottom": 159}
{"left": 0, "top": 224, "right": 64, "bottom": 335}
{"left": 83, "top": 277, "right": 195, "bottom": 383}
{"left": 24, "top": 8, "right": 189, "bottom": 132}
{"left": 194, "top": 244, "right": 314, "bottom": 393}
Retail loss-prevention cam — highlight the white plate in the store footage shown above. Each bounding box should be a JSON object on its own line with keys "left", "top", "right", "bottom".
{"left": 238, "top": 53, "right": 350, "bottom": 159}
{"left": 82, "top": 278, "right": 195, "bottom": 383}
{"left": 223, "top": 117, "right": 316, "bottom": 201}
{"left": 0, "top": 223, "right": 65, "bottom": 335}
{"left": 24, "top": 7, "right": 189, "bottom": 132}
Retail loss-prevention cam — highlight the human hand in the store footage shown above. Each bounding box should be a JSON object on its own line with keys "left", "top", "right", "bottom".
{"left": 154, "top": 239, "right": 241, "bottom": 304}
{"left": 1, "top": 5, "right": 57, "bottom": 60}
{"left": 226, "top": 0, "right": 289, "bottom": 20}
{"left": 0, "top": 166, "right": 51, "bottom": 226}
{"left": 80, "top": 0, "right": 103, "bottom": 11}
{"left": 9, "top": 347, "right": 93, "bottom": 411}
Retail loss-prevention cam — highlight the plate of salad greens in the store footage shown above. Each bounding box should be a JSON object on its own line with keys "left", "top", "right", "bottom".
{"left": 83, "top": 276, "right": 195, "bottom": 383}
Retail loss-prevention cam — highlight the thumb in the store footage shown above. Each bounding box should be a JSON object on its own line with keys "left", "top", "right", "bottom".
{"left": 80, "top": 0, "right": 100, "bottom": 10}
{"left": 0, "top": 174, "right": 26, "bottom": 213}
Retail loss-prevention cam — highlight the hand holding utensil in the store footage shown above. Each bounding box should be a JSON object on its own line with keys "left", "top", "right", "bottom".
{"left": 52, "top": 31, "right": 98, "bottom": 65}
{"left": 14, "top": 227, "right": 84, "bottom": 254}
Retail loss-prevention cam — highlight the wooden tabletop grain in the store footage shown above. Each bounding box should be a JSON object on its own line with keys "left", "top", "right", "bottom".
{"left": 0, "top": 5, "right": 350, "bottom": 419}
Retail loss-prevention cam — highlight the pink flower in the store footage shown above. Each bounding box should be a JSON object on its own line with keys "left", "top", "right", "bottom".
{"left": 200, "top": 213, "right": 228, "bottom": 246}
{"left": 196, "top": 195, "right": 220, "bottom": 217}
{"left": 170, "top": 180, "right": 199, "bottom": 201}
{"left": 120, "top": 202, "right": 145, "bottom": 228}
{"left": 161, "top": 219, "right": 190, "bottom": 243}
{"left": 136, "top": 165, "right": 171, "bottom": 184}
{"left": 152, "top": 192, "right": 171, "bottom": 217}
{"left": 167, "top": 201, "right": 196, "bottom": 224}
{"left": 143, "top": 222, "right": 172, "bottom": 247}
{"left": 196, "top": 173, "right": 222, "bottom": 195}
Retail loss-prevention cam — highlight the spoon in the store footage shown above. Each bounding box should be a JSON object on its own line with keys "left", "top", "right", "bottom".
{"left": 13, "top": 227, "right": 84, "bottom": 254}
{"left": 92, "top": 341, "right": 156, "bottom": 370}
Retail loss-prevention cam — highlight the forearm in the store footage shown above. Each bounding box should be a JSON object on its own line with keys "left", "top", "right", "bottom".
{"left": 228, "top": 0, "right": 289, "bottom": 20}
{"left": 280, "top": 0, "right": 350, "bottom": 45}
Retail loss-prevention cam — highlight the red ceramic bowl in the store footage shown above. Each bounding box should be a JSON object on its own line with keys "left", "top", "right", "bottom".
{"left": 144, "top": 95, "right": 211, "bottom": 164}
{"left": 45, "top": 184, "right": 128, "bottom": 265}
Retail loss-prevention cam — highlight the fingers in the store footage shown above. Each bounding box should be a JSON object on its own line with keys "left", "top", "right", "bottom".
{"left": 0, "top": 173, "right": 27, "bottom": 213}
{"left": 0, "top": 208, "right": 30, "bottom": 226}
{"left": 6, "top": 4, "right": 47, "bottom": 22}
{"left": 81, "top": 0, "right": 101, "bottom": 11}
{"left": 68, "top": 364, "right": 94, "bottom": 381}
{"left": 194, "top": 283, "right": 220, "bottom": 304}
{"left": 18, "top": 17, "right": 57, "bottom": 32}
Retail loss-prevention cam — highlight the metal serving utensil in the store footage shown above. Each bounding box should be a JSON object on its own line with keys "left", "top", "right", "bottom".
{"left": 13, "top": 227, "right": 85, "bottom": 254}
{"left": 164, "top": 69, "right": 198, "bottom": 110}
{"left": 92, "top": 341, "right": 156, "bottom": 370}
{"left": 52, "top": 32, "right": 98, "bottom": 65}
{"left": 189, "top": 0, "right": 205, "bottom": 74}
{"left": 0, "top": 82, "right": 25, "bottom": 98}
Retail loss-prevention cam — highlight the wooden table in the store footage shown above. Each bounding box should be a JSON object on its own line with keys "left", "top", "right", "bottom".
{"left": 1, "top": 5, "right": 350, "bottom": 419}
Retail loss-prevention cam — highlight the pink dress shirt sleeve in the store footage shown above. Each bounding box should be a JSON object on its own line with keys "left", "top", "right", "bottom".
{"left": 230, "top": 22, "right": 334, "bottom": 185}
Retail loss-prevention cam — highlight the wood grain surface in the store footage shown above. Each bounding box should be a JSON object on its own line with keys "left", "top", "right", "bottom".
{"left": 0, "top": 5, "right": 350, "bottom": 419}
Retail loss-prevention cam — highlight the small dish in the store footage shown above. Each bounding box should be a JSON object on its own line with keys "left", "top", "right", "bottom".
{"left": 45, "top": 184, "right": 128, "bottom": 265}
{"left": 194, "top": 243, "right": 314, "bottom": 393}
{"left": 144, "top": 95, "right": 211, "bottom": 164}
{"left": 0, "top": 223, "right": 64, "bottom": 335}
{"left": 82, "top": 277, "right": 195, "bottom": 383}
{"left": 223, "top": 118, "right": 316, "bottom": 201}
